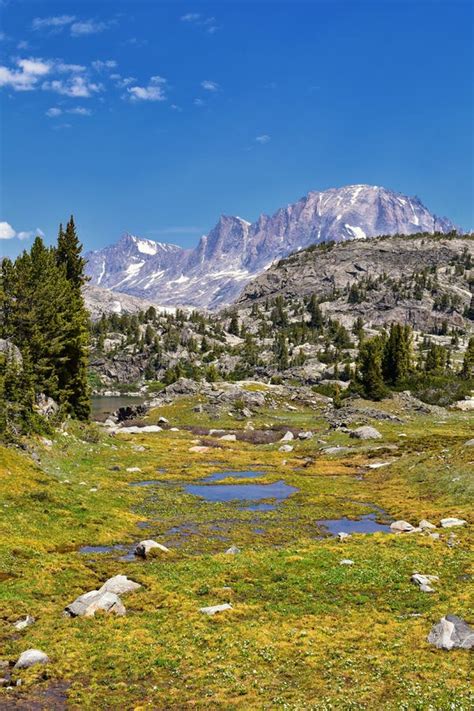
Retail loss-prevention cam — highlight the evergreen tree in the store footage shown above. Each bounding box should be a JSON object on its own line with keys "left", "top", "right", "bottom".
{"left": 228, "top": 313, "right": 239, "bottom": 335}
{"left": 382, "top": 323, "right": 413, "bottom": 385}
{"left": 308, "top": 295, "right": 324, "bottom": 330}
{"left": 357, "top": 336, "right": 388, "bottom": 400}
{"left": 460, "top": 337, "right": 474, "bottom": 379}
{"left": 56, "top": 216, "right": 87, "bottom": 288}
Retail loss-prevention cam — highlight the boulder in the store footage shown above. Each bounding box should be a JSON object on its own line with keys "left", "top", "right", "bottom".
{"left": 225, "top": 545, "right": 240, "bottom": 555}
{"left": 13, "top": 615, "right": 35, "bottom": 631}
{"left": 279, "top": 431, "right": 294, "bottom": 442}
{"left": 0, "top": 338, "right": 22, "bottom": 366}
{"left": 118, "top": 425, "right": 162, "bottom": 434}
{"left": 158, "top": 416, "right": 169, "bottom": 424}
{"left": 99, "top": 575, "right": 141, "bottom": 595}
{"left": 427, "top": 615, "right": 474, "bottom": 650}
{"left": 419, "top": 519, "right": 437, "bottom": 530}
{"left": 337, "top": 532, "right": 351, "bottom": 542}
{"left": 134, "top": 540, "right": 170, "bottom": 558}
{"left": 298, "top": 431, "right": 313, "bottom": 440}
{"left": 14, "top": 649, "right": 49, "bottom": 669}
{"left": 411, "top": 573, "right": 439, "bottom": 593}
{"left": 350, "top": 426, "right": 382, "bottom": 440}
{"left": 390, "top": 520, "right": 416, "bottom": 533}
{"left": 440, "top": 518, "right": 467, "bottom": 528}
{"left": 279, "top": 444, "right": 293, "bottom": 453}
{"left": 34, "top": 393, "right": 58, "bottom": 418}
{"left": 220, "top": 434, "right": 237, "bottom": 441}
{"left": 464, "top": 438, "right": 474, "bottom": 447}
{"left": 199, "top": 603, "right": 232, "bottom": 616}
{"left": 64, "top": 590, "right": 126, "bottom": 618}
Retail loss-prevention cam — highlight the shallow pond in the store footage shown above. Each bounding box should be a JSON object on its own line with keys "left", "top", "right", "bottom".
{"left": 185, "top": 480, "right": 298, "bottom": 504}
{"left": 318, "top": 514, "right": 391, "bottom": 536}
{"left": 91, "top": 395, "right": 146, "bottom": 420}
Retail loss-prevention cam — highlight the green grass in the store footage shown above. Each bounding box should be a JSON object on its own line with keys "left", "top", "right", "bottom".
{"left": 0, "top": 400, "right": 472, "bottom": 709}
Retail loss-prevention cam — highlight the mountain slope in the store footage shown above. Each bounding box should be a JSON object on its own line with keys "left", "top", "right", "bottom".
{"left": 237, "top": 233, "right": 474, "bottom": 332}
{"left": 85, "top": 185, "right": 456, "bottom": 309}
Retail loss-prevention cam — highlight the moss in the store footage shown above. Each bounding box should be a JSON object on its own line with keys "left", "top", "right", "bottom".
{"left": 0, "top": 402, "right": 472, "bottom": 708}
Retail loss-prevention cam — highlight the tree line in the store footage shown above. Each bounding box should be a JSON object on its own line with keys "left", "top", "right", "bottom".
{"left": 0, "top": 218, "right": 90, "bottom": 439}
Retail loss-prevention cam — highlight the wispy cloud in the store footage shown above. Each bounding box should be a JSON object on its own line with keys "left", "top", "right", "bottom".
{"left": 0, "top": 221, "right": 43, "bottom": 240}
{"left": 46, "top": 106, "right": 92, "bottom": 117}
{"left": 256, "top": 134, "right": 271, "bottom": 144}
{"left": 180, "top": 12, "right": 219, "bottom": 34}
{"left": 92, "top": 59, "right": 117, "bottom": 72}
{"left": 194, "top": 98, "right": 204, "bottom": 107}
{"left": 201, "top": 80, "right": 219, "bottom": 92}
{"left": 43, "top": 76, "right": 103, "bottom": 98}
{"left": 70, "top": 19, "right": 112, "bottom": 37}
{"left": 32, "top": 15, "right": 76, "bottom": 31}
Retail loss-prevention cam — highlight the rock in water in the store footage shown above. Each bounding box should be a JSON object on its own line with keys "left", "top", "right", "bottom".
{"left": 200, "top": 603, "right": 232, "bottom": 616}
{"left": 14, "top": 649, "right": 49, "bottom": 669}
{"left": 134, "top": 540, "right": 170, "bottom": 558}
{"left": 64, "top": 590, "right": 126, "bottom": 618}
{"left": 350, "top": 426, "right": 382, "bottom": 440}
{"left": 427, "top": 615, "right": 474, "bottom": 650}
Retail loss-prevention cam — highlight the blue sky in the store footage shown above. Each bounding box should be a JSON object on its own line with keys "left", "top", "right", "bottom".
{"left": 1, "top": 0, "right": 472, "bottom": 258}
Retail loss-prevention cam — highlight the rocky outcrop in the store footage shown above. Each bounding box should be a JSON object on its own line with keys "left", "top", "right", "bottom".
{"left": 428, "top": 615, "right": 474, "bottom": 650}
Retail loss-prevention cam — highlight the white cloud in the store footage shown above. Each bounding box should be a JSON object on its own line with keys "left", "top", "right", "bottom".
{"left": 150, "top": 75, "right": 166, "bottom": 84}
{"left": 127, "top": 83, "right": 166, "bottom": 101}
{"left": 92, "top": 59, "right": 117, "bottom": 72}
{"left": 68, "top": 106, "right": 92, "bottom": 115}
{"left": 57, "top": 62, "right": 86, "bottom": 73}
{"left": 112, "top": 74, "right": 136, "bottom": 88}
{"left": 43, "top": 76, "right": 102, "bottom": 98}
{"left": 0, "top": 57, "right": 52, "bottom": 91}
{"left": 201, "top": 80, "right": 219, "bottom": 92}
{"left": 194, "top": 98, "right": 204, "bottom": 107}
{"left": 46, "top": 107, "right": 62, "bottom": 117}
{"left": 256, "top": 134, "right": 271, "bottom": 144}
{"left": 181, "top": 12, "right": 218, "bottom": 33}
{"left": 0, "top": 222, "right": 43, "bottom": 240}
{"left": 32, "top": 15, "right": 76, "bottom": 31}
{"left": 70, "top": 20, "right": 110, "bottom": 37}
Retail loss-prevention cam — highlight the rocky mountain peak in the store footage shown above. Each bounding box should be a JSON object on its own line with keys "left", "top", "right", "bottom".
{"left": 85, "top": 184, "right": 457, "bottom": 308}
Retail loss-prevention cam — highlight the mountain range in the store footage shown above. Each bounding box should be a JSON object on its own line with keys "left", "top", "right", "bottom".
{"left": 85, "top": 184, "right": 456, "bottom": 309}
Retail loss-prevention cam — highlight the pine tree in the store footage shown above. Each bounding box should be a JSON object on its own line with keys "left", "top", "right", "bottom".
{"left": 308, "top": 295, "right": 324, "bottom": 330}
{"left": 357, "top": 336, "right": 388, "bottom": 400}
{"left": 460, "top": 337, "right": 474, "bottom": 379}
{"left": 228, "top": 313, "right": 239, "bottom": 335}
{"left": 382, "top": 323, "right": 413, "bottom": 385}
{"left": 56, "top": 216, "right": 87, "bottom": 288}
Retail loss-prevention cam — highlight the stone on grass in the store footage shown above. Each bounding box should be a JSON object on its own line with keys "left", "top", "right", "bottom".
{"left": 225, "top": 545, "right": 240, "bottom": 555}
{"left": 14, "top": 649, "right": 49, "bottom": 669}
{"left": 170, "top": 427, "right": 180, "bottom": 432}
{"left": 220, "top": 434, "right": 237, "bottom": 441}
{"left": 298, "top": 431, "right": 313, "bottom": 440}
{"left": 118, "top": 425, "right": 162, "bottom": 434}
{"left": 411, "top": 573, "right": 439, "bottom": 593}
{"left": 126, "top": 467, "right": 141, "bottom": 473}
{"left": 189, "top": 446, "right": 209, "bottom": 453}
{"left": 280, "top": 431, "right": 294, "bottom": 442}
{"left": 279, "top": 444, "right": 293, "bottom": 453}
{"left": 200, "top": 603, "right": 232, "bottom": 616}
{"left": 337, "top": 532, "right": 351, "bottom": 542}
{"left": 99, "top": 575, "right": 141, "bottom": 595}
{"left": 419, "top": 519, "right": 437, "bottom": 531}
{"left": 135, "top": 539, "right": 170, "bottom": 558}
{"left": 350, "top": 426, "right": 382, "bottom": 440}
{"left": 390, "top": 520, "right": 416, "bottom": 533}
{"left": 64, "top": 590, "right": 126, "bottom": 618}
{"left": 463, "top": 438, "right": 474, "bottom": 447}
{"left": 158, "top": 417, "right": 169, "bottom": 424}
{"left": 13, "top": 615, "right": 35, "bottom": 631}
{"left": 340, "top": 559, "right": 354, "bottom": 565}
{"left": 367, "top": 462, "right": 390, "bottom": 470}
{"left": 427, "top": 615, "right": 474, "bottom": 650}
{"left": 440, "top": 518, "right": 467, "bottom": 528}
